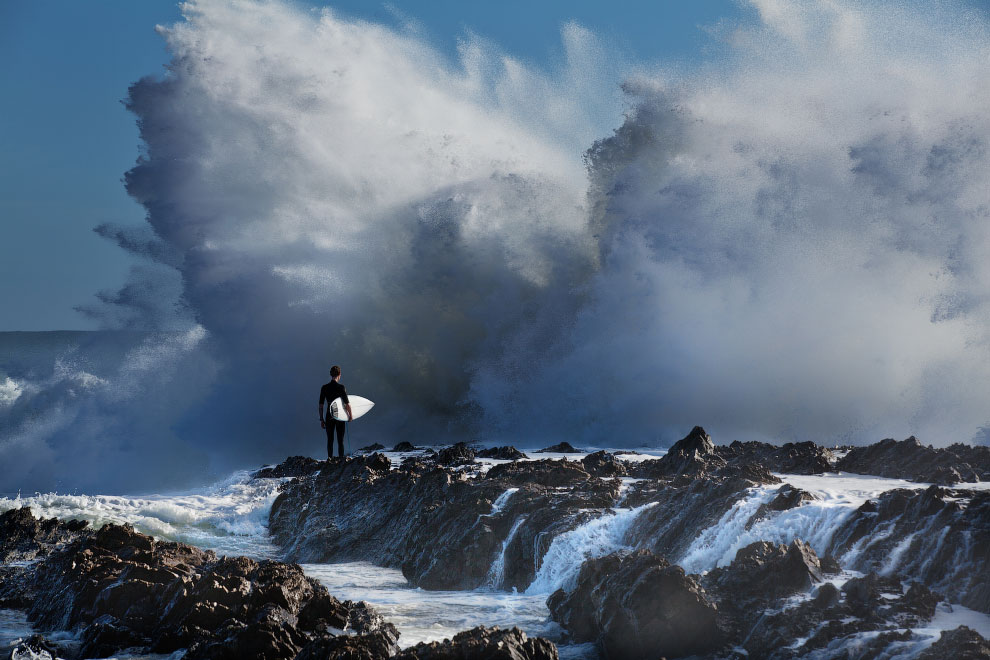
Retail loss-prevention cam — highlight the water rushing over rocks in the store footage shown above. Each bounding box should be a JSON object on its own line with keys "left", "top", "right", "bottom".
{"left": 267, "top": 427, "right": 990, "bottom": 658}
{"left": 3, "top": 427, "right": 990, "bottom": 659}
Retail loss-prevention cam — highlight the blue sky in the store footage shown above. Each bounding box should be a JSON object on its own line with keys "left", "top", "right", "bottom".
{"left": 2, "top": 0, "right": 747, "bottom": 330}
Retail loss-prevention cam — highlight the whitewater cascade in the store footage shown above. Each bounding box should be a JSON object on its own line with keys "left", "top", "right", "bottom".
{"left": 486, "top": 515, "right": 528, "bottom": 590}
{"left": 526, "top": 503, "right": 657, "bottom": 594}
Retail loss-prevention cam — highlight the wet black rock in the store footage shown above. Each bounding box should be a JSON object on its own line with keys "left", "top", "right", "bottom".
{"left": 547, "top": 549, "right": 725, "bottom": 660}
{"left": 1, "top": 508, "right": 398, "bottom": 660}
{"left": 253, "top": 455, "right": 325, "bottom": 479}
{"left": 581, "top": 450, "right": 627, "bottom": 478}
{"left": 80, "top": 614, "right": 152, "bottom": 659}
{"left": 919, "top": 625, "right": 990, "bottom": 660}
{"left": 765, "top": 483, "right": 819, "bottom": 511}
{"left": 705, "top": 539, "right": 825, "bottom": 608}
{"left": 394, "top": 626, "right": 558, "bottom": 659}
{"left": 631, "top": 429, "right": 834, "bottom": 479}
{"left": 270, "top": 454, "right": 623, "bottom": 591}
{"left": 660, "top": 425, "right": 725, "bottom": 475}
{"left": 717, "top": 439, "right": 835, "bottom": 474}
{"left": 476, "top": 446, "right": 528, "bottom": 460}
{"left": 837, "top": 436, "right": 990, "bottom": 484}
{"left": 392, "top": 442, "right": 418, "bottom": 452}
{"left": 723, "top": 564, "right": 948, "bottom": 658}
{"left": 359, "top": 443, "right": 386, "bottom": 452}
{"left": 291, "top": 629, "right": 398, "bottom": 660}
{"left": 825, "top": 485, "right": 990, "bottom": 613}
{"left": 435, "top": 442, "right": 476, "bottom": 466}
{"left": 485, "top": 459, "right": 591, "bottom": 488}
{"left": 271, "top": 455, "right": 508, "bottom": 589}
{"left": 535, "top": 442, "right": 582, "bottom": 453}
{"left": 0, "top": 506, "right": 89, "bottom": 563}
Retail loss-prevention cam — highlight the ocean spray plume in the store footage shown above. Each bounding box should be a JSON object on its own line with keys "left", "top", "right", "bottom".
{"left": 5, "top": 0, "right": 990, "bottom": 493}
{"left": 0, "top": 328, "right": 214, "bottom": 493}
{"left": 480, "top": 0, "right": 990, "bottom": 446}
{"left": 115, "top": 0, "right": 620, "bottom": 471}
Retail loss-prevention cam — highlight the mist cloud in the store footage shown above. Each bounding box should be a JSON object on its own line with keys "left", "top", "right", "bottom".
{"left": 3, "top": 0, "right": 990, "bottom": 493}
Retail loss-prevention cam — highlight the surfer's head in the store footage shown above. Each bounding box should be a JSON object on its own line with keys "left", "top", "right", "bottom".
{"left": 330, "top": 365, "right": 341, "bottom": 379}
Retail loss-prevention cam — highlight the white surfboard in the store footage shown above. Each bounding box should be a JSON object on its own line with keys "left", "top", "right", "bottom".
{"left": 330, "top": 395, "right": 374, "bottom": 421}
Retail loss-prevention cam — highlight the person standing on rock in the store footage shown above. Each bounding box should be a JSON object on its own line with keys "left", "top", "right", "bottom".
{"left": 319, "top": 365, "right": 352, "bottom": 459}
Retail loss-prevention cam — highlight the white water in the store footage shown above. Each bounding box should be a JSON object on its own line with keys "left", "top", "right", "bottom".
{"left": 2, "top": 455, "right": 989, "bottom": 659}
{"left": 526, "top": 503, "right": 657, "bottom": 595}
{"left": 795, "top": 600, "right": 990, "bottom": 660}
{"left": 486, "top": 515, "right": 527, "bottom": 590}
{"left": 0, "top": 471, "right": 283, "bottom": 559}
{"left": 300, "top": 563, "right": 564, "bottom": 648}
{"left": 488, "top": 488, "right": 519, "bottom": 515}
{"left": 678, "top": 472, "right": 940, "bottom": 574}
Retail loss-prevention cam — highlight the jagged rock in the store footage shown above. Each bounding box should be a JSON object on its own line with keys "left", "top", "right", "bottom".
{"left": 705, "top": 539, "right": 824, "bottom": 607}
{"left": 435, "top": 442, "right": 476, "bottom": 466}
{"left": 395, "top": 626, "right": 558, "bottom": 659}
{"left": 295, "top": 630, "right": 400, "bottom": 660}
{"left": 253, "top": 455, "right": 324, "bottom": 479}
{"left": 359, "top": 443, "right": 386, "bottom": 452}
{"left": 1, "top": 509, "right": 397, "bottom": 660}
{"left": 0, "top": 506, "right": 89, "bottom": 563}
{"left": 79, "top": 614, "right": 151, "bottom": 659}
{"left": 745, "top": 483, "right": 821, "bottom": 529}
{"left": 547, "top": 549, "right": 725, "bottom": 659}
{"left": 270, "top": 453, "right": 625, "bottom": 591}
{"left": 841, "top": 571, "right": 904, "bottom": 618}
{"left": 476, "top": 446, "right": 528, "bottom": 460}
{"left": 581, "top": 451, "right": 627, "bottom": 478}
{"left": 734, "top": 565, "right": 948, "bottom": 658}
{"left": 392, "top": 442, "right": 418, "bottom": 452}
{"left": 661, "top": 426, "right": 724, "bottom": 475}
{"left": 900, "top": 582, "right": 941, "bottom": 620}
{"left": 535, "top": 442, "right": 582, "bottom": 453}
{"left": 919, "top": 625, "right": 990, "bottom": 659}
{"left": 825, "top": 486, "right": 990, "bottom": 613}
{"left": 838, "top": 436, "right": 990, "bottom": 484}
{"left": 717, "top": 440, "right": 834, "bottom": 474}
{"left": 271, "top": 455, "right": 508, "bottom": 589}
{"left": 485, "top": 459, "right": 591, "bottom": 488}
{"left": 765, "top": 483, "right": 818, "bottom": 511}
{"left": 633, "top": 432, "right": 835, "bottom": 478}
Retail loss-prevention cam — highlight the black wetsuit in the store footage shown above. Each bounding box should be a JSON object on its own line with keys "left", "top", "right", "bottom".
{"left": 320, "top": 381, "right": 349, "bottom": 458}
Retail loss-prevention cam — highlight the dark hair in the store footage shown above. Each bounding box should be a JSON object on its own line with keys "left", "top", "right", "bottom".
{"left": 330, "top": 365, "right": 341, "bottom": 378}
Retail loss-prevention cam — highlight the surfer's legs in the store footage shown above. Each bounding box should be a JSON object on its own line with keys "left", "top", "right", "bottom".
{"left": 326, "top": 420, "right": 345, "bottom": 458}
{"left": 334, "top": 420, "right": 346, "bottom": 457}
{"left": 325, "top": 422, "right": 335, "bottom": 459}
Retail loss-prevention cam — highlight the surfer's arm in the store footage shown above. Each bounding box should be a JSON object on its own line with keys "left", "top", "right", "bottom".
{"left": 318, "top": 390, "right": 326, "bottom": 426}
{"left": 345, "top": 402, "right": 353, "bottom": 422}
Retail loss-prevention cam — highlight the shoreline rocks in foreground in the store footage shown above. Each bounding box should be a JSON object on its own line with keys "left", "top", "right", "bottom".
{"left": 0, "top": 507, "right": 558, "bottom": 660}
{"left": 5, "top": 425, "right": 990, "bottom": 660}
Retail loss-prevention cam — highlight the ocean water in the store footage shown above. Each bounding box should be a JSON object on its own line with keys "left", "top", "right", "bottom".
{"left": 2, "top": 452, "right": 989, "bottom": 659}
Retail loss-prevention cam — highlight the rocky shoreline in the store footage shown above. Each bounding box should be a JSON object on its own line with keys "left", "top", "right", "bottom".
{"left": 2, "top": 428, "right": 990, "bottom": 659}
{"left": 0, "top": 508, "right": 554, "bottom": 659}
{"left": 267, "top": 427, "right": 990, "bottom": 658}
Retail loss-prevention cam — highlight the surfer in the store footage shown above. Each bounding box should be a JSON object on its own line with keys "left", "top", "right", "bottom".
{"left": 319, "top": 365, "right": 352, "bottom": 459}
